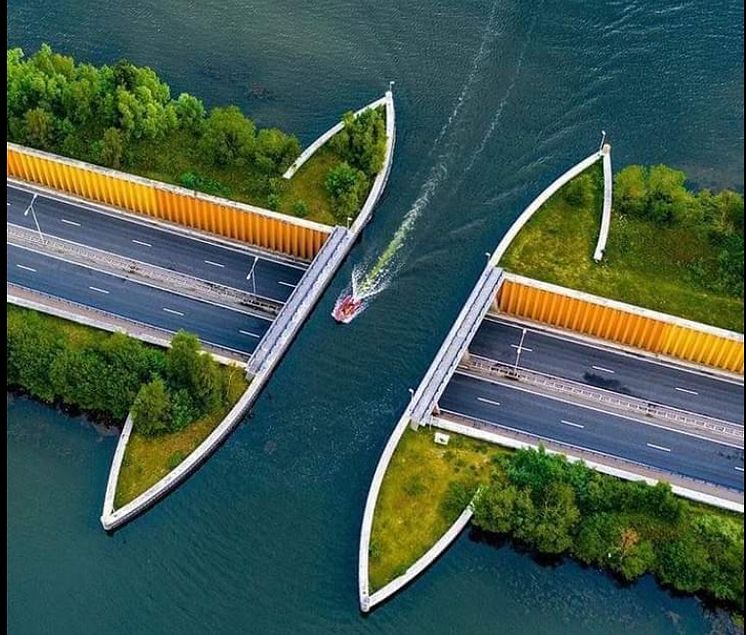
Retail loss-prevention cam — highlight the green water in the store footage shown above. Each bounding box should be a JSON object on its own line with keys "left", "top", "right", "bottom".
{"left": 7, "top": 1, "right": 743, "bottom": 633}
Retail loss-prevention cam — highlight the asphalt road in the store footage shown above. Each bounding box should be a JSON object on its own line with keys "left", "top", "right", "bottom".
{"left": 440, "top": 372, "right": 744, "bottom": 491}
{"left": 7, "top": 183, "right": 306, "bottom": 303}
{"left": 470, "top": 317, "right": 744, "bottom": 425}
{"left": 8, "top": 244, "right": 271, "bottom": 355}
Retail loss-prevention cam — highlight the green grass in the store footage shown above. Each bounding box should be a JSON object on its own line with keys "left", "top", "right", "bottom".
{"left": 278, "top": 145, "right": 339, "bottom": 225}
{"left": 500, "top": 164, "right": 744, "bottom": 332}
{"left": 369, "top": 427, "right": 507, "bottom": 591}
{"left": 114, "top": 366, "right": 249, "bottom": 508}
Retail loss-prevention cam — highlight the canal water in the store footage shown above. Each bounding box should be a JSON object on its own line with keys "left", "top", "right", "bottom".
{"left": 7, "top": 1, "right": 743, "bottom": 633}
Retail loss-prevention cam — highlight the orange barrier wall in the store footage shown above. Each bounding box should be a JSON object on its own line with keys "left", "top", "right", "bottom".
{"left": 7, "top": 144, "right": 331, "bottom": 260}
{"left": 496, "top": 274, "right": 744, "bottom": 374}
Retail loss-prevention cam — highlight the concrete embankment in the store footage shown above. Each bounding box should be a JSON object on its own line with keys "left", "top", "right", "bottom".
{"left": 99, "top": 90, "right": 397, "bottom": 530}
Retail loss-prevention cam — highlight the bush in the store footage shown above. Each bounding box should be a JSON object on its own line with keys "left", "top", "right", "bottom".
{"left": 292, "top": 199, "right": 309, "bottom": 217}
{"left": 325, "top": 161, "right": 368, "bottom": 222}
{"left": 330, "top": 107, "right": 386, "bottom": 177}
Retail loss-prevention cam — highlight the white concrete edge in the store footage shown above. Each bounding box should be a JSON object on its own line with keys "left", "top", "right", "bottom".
{"left": 490, "top": 150, "right": 603, "bottom": 267}
{"left": 358, "top": 408, "right": 414, "bottom": 612}
{"left": 100, "top": 369, "right": 266, "bottom": 530}
{"left": 593, "top": 144, "right": 613, "bottom": 261}
{"left": 99, "top": 91, "right": 396, "bottom": 530}
{"left": 7, "top": 178, "right": 311, "bottom": 268}
{"left": 433, "top": 417, "right": 744, "bottom": 514}
{"left": 282, "top": 95, "right": 388, "bottom": 179}
{"left": 6, "top": 290, "right": 246, "bottom": 368}
{"left": 504, "top": 272, "right": 744, "bottom": 343}
{"left": 7, "top": 142, "right": 332, "bottom": 234}
{"left": 368, "top": 506, "right": 474, "bottom": 609}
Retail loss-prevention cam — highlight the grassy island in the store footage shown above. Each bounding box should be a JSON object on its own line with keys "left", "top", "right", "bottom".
{"left": 370, "top": 427, "right": 744, "bottom": 613}
{"left": 7, "top": 45, "right": 387, "bottom": 226}
{"left": 500, "top": 162, "right": 744, "bottom": 332}
{"left": 6, "top": 305, "right": 247, "bottom": 506}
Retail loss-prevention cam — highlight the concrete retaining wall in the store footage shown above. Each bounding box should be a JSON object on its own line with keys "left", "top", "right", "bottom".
{"left": 490, "top": 149, "right": 603, "bottom": 266}
{"left": 593, "top": 144, "right": 613, "bottom": 261}
{"left": 497, "top": 273, "right": 744, "bottom": 374}
{"left": 358, "top": 270, "right": 501, "bottom": 612}
{"left": 100, "top": 91, "right": 397, "bottom": 530}
{"left": 7, "top": 143, "right": 331, "bottom": 260}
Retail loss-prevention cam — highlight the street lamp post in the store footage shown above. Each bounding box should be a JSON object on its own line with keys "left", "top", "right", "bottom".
{"left": 513, "top": 327, "right": 528, "bottom": 377}
{"left": 599, "top": 130, "right": 607, "bottom": 152}
{"left": 246, "top": 255, "right": 259, "bottom": 297}
{"left": 24, "top": 194, "right": 44, "bottom": 244}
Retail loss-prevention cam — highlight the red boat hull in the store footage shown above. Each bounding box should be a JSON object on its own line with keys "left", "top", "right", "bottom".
{"left": 332, "top": 294, "right": 364, "bottom": 323}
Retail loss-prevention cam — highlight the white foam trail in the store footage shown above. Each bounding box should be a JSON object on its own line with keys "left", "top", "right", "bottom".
{"left": 463, "top": 11, "right": 539, "bottom": 174}
{"left": 338, "top": 0, "right": 505, "bottom": 315}
{"left": 430, "top": 0, "right": 503, "bottom": 154}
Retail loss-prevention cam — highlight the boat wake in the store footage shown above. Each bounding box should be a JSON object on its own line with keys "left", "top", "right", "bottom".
{"left": 332, "top": 0, "right": 508, "bottom": 324}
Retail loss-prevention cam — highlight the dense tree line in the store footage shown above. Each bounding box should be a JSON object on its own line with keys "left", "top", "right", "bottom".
{"left": 463, "top": 448, "right": 743, "bottom": 609}
{"left": 7, "top": 45, "right": 300, "bottom": 195}
{"left": 613, "top": 165, "right": 744, "bottom": 297}
{"left": 324, "top": 107, "right": 387, "bottom": 222}
{"left": 7, "top": 307, "right": 230, "bottom": 436}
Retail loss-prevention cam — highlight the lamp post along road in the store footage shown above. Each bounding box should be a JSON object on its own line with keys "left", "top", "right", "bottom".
{"left": 512, "top": 327, "right": 528, "bottom": 376}
{"left": 23, "top": 193, "right": 45, "bottom": 244}
{"left": 246, "top": 255, "right": 259, "bottom": 297}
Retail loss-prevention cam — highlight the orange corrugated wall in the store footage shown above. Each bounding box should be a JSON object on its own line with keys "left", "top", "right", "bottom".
{"left": 496, "top": 277, "right": 744, "bottom": 374}
{"left": 7, "top": 145, "right": 329, "bottom": 260}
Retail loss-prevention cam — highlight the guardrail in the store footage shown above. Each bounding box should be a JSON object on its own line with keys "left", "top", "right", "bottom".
{"left": 461, "top": 355, "right": 744, "bottom": 442}
{"left": 8, "top": 222, "right": 281, "bottom": 319}
{"left": 437, "top": 410, "right": 744, "bottom": 499}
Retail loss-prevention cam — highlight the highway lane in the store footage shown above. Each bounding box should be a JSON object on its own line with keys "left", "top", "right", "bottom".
{"left": 7, "top": 183, "right": 306, "bottom": 303}
{"left": 440, "top": 372, "right": 745, "bottom": 491}
{"left": 8, "top": 244, "right": 271, "bottom": 355}
{"left": 470, "top": 317, "right": 744, "bottom": 425}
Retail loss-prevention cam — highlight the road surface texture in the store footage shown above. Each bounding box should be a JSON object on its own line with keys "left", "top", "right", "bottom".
{"left": 7, "top": 183, "right": 305, "bottom": 302}
{"left": 440, "top": 372, "right": 743, "bottom": 491}
{"left": 8, "top": 245, "right": 270, "bottom": 355}
{"left": 471, "top": 317, "right": 743, "bottom": 425}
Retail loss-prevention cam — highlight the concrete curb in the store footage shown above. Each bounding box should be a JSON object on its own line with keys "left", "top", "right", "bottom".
{"left": 282, "top": 95, "right": 388, "bottom": 180}
{"left": 358, "top": 269, "right": 500, "bottom": 612}
{"left": 433, "top": 416, "right": 744, "bottom": 513}
{"left": 368, "top": 505, "right": 474, "bottom": 609}
{"left": 593, "top": 144, "right": 613, "bottom": 261}
{"left": 490, "top": 150, "right": 603, "bottom": 267}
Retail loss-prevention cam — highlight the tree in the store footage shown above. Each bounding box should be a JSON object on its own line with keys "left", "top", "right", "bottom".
{"left": 331, "top": 107, "right": 386, "bottom": 176}
{"left": 174, "top": 92, "right": 206, "bottom": 133}
{"left": 564, "top": 173, "right": 593, "bottom": 208}
{"left": 23, "top": 107, "right": 57, "bottom": 149}
{"left": 99, "top": 127, "right": 124, "bottom": 168}
{"left": 131, "top": 378, "right": 171, "bottom": 436}
{"left": 325, "top": 161, "right": 368, "bottom": 221}
{"left": 527, "top": 481, "right": 580, "bottom": 553}
{"left": 166, "top": 331, "right": 202, "bottom": 391}
{"left": 200, "top": 106, "right": 256, "bottom": 166}
{"left": 614, "top": 165, "right": 648, "bottom": 218}
{"left": 254, "top": 128, "right": 300, "bottom": 174}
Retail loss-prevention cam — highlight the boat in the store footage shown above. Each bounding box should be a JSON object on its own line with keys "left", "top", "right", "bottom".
{"left": 332, "top": 294, "right": 364, "bottom": 323}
